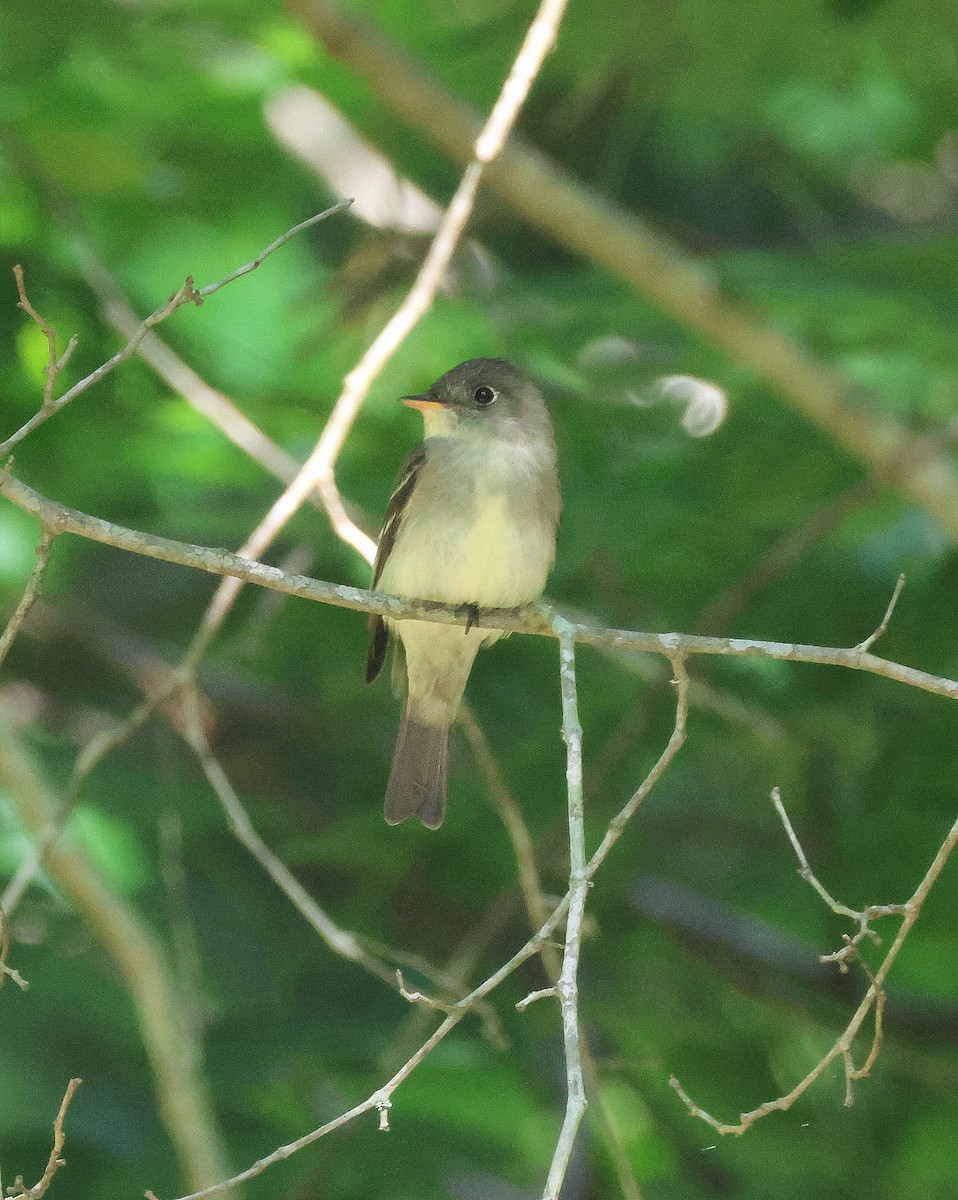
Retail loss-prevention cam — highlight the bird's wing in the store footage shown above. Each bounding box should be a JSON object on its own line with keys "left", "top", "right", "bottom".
{"left": 365, "top": 443, "right": 427, "bottom": 684}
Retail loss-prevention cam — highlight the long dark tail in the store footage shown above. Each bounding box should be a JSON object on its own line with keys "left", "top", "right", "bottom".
{"left": 384, "top": 706, "right": 448, "bottom": 829}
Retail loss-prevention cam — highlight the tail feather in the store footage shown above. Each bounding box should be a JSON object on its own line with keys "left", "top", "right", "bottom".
{"left": 384, "top": 708, "right": 448, "bottom": 829}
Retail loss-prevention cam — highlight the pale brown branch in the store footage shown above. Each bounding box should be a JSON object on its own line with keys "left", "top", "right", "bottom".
{"left": 671, "top": 800, "right": 958, "bottom": 1136}
{"left": 0, "top": 717, "right": 230, "bottom": 1191}
{"left": 0, "top": 530, "right": 56, "bottom": 670}
{"left": 855, "top": 573, "right": 906, "bottom": 653}
{"left": 178, "top": 686, "right": 398, "bottom": 989}
{"left": 12, "top": 265, "right": 77, "bottom": 410}
{"left": 516, "top": 986, "right": 557, "bottom": 1011}
{"left": 286, "top": 0, "right": 958, "bottom": 545}
{"left": 463, "top": 709, "right": 644, "bottom": 1200}
{"left": 2, "top": 202, "right": 351, "bottom": 458}
{"left": 772, "top": 787, "right": 907, "bottom": 968}
{"left": 0, "top": 903, "right": 29, "bottom": 990}
{"left": 4, "top": 472, "right": 958, "bottom": 707}
{"left": 5, "top": 1077, "right": 82, "bottom": 1200}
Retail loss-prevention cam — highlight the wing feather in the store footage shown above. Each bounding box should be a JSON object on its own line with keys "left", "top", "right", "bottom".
{"left": 365, "top": 444, "right": 426, "bottom": 684}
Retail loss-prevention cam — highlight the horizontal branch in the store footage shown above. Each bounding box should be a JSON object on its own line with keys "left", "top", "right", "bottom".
{"left": 1, "top": 468, "right": 958, "bottom": 700}
{"left": 3, "top": 471, "right": 957, "bottom": 703}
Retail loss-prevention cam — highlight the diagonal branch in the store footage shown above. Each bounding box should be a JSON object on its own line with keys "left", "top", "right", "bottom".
{"left": 286, "top": 0, "right": 958, "bottom": 545}
{"left": 670, "top": 794, "right": 958, "bottom": 1135}
{"left": 2, "top": 202, "right": 352, "bottom": 458}
{"left": 5, "top": 1077, "right": 82, "bottom": 1200}
{"left": 0, "top": 530, "right": 56, "bottom": 670}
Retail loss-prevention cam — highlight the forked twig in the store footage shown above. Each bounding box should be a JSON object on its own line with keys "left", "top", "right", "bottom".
{"left": 5, "top": 1078, "right": 82, "bottom": 1200}
{"left": 2, "top": 201, "right": 351, "bottom": 459}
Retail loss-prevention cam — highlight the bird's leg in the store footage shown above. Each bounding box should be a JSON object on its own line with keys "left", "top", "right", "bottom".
{"left": 457, "top": 603, "right": 481, "bottom": 635}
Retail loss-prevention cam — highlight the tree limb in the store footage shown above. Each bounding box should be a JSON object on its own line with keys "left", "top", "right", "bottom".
{"left": 285, "top": 0, "right": 958, "bottom": 544}
{"left": 3, "top": 471, "right": 956, "bottom": 703}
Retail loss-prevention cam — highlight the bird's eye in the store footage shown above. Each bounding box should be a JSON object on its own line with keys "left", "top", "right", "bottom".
{"left": 474, "top": 386, "right": 497, "bottom": 406}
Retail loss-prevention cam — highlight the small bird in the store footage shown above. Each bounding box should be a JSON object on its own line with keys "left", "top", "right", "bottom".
{"left": 366, "top": 358, "right": 561, "bottom": 828}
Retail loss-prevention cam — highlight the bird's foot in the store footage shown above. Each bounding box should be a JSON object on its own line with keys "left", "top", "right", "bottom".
{"left": 458, "top": 603, "right": 481, "bottom": 634}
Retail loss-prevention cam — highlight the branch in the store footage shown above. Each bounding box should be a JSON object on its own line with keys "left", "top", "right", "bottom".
{"left": 0, "top": 530, "right": 56, "bottom": 670}
{"left": 4, "top": 472, "right": 958, "bottom": 706}
{"left": 286, "top": 0, "right": 958, "bottom": 545}
{"left": 0, "top": 717, "right": 231, "bottom": 1192}
{"left": 541, "top": 620, "right": 588, "bottom": 1199}
{"left": 2, "top": 202, "right": 352, "bottom": 458}
{"left": 149, "top": 613, "right": 690, "bottom": 1200}
{"left": 670, "top": 792, "right": 958, "bottom": 1134}
{"left": 5, "top": 1077, "right": 82, "bottom": 1200}
{"left": 73, "top": 245, "right": 379, "bottom": 559}
{"left": 0, "top": 903, "right": 29, "bottom": 990}
{"left": 177, "top": 685, "right": 471, "bottom": 1004}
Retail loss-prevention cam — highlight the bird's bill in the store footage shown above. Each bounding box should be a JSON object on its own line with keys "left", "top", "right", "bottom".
{"left": 400, "top": 394, "right": 446, "bottom": 411}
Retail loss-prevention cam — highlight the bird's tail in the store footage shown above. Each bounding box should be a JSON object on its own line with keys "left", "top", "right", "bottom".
{"left": 384, "top": 704, "right": 448, "bottom": 829}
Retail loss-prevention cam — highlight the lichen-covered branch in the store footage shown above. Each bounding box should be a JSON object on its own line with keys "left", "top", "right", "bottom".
{"left": 4, "top": 471, "right": 956, "bottom": 704}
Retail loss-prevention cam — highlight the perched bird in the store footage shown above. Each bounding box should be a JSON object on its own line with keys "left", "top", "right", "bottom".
{"left": 366, "top": 358, "right": 561, "bottom": 828}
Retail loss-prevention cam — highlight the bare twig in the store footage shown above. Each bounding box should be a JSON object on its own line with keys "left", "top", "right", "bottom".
{"left": 4, "top": 473, "right": 958, "bottom": 707}
{"left": 178, "top": 686, "right": 400, "bottom": 989}
{"left": 396, "top": 970, "right": 456, "bottom": 1015}
{"left": 12, "top": 266, "right": 77, "bottom": 409}
{"left": 772, "top": 787, "right": 906, "bottom": 966}
{"left": 0, "top": 903, "right": 29, "bottom": 990}
{"left": 1, "top": 202, "right": 351, "bottom": 458}
{"left": 5, "top": 1077, "right": 82, "bottom": 1200}
{"left": 671, "top": 799, "right": 958, "bottom": 1135}
{"left": 0, "top": 531, "right": 56, "bottom": 670}
{"left": 542, "top": 618, "right": 588, "bottom": 1199}
{"left": 516, "top": 986, "right": 557, "bottom": 1011}
{"left": 855, "top": 573, "right": 906, "bottom": 653}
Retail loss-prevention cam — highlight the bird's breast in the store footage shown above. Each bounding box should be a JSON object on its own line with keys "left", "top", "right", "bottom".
{"left": 378, "top": 442, "right": 556, "bottom": 608}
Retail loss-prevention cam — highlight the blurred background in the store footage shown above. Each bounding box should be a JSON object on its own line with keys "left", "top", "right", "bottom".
{"left": 2, "top": 1, "right": 958, "bottom": 1197}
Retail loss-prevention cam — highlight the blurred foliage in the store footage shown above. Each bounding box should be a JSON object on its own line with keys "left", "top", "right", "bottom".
{"left": 2, "top": 1, "right": 958, "bottom": 1198}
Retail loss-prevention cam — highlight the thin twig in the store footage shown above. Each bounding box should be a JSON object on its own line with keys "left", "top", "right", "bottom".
{"left": 178, "top": 687, "right": 397, "bottom": 988}
{"left": 0, "top": 903, "right": 29, "bottom": 990}
{"left": 671, "top": 801, "right": 958, "bottom": 1135}
{"left": 12, "top": 266, "right": 77, "bottom": 409}
{"left": 772, "top": 787, "right": 907, "bottom": 967}
{"left": 1, "top": 202, "right": 351, "bottom": 458}
{"left": 516, "top": 986, "right": 557, "bottom": 1011}
{"left": 0, "top": 531, "right": 56, "bottom": 670}
{"left": 5, "top": 1077, "right": 82, "bottom": 1200}
{"left": 541, "top": 618, "right": 588, "bottom": 1199}
{"left": 855, "top": 573, "right": 906, "bottom": 653}
{"left": 148, "top": 619, "right": 690, "bottom": 1200}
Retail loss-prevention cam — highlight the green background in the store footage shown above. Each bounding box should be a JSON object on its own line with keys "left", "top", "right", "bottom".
{"left": 2, "top": 1, "right": 958, "bottom": 1197}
